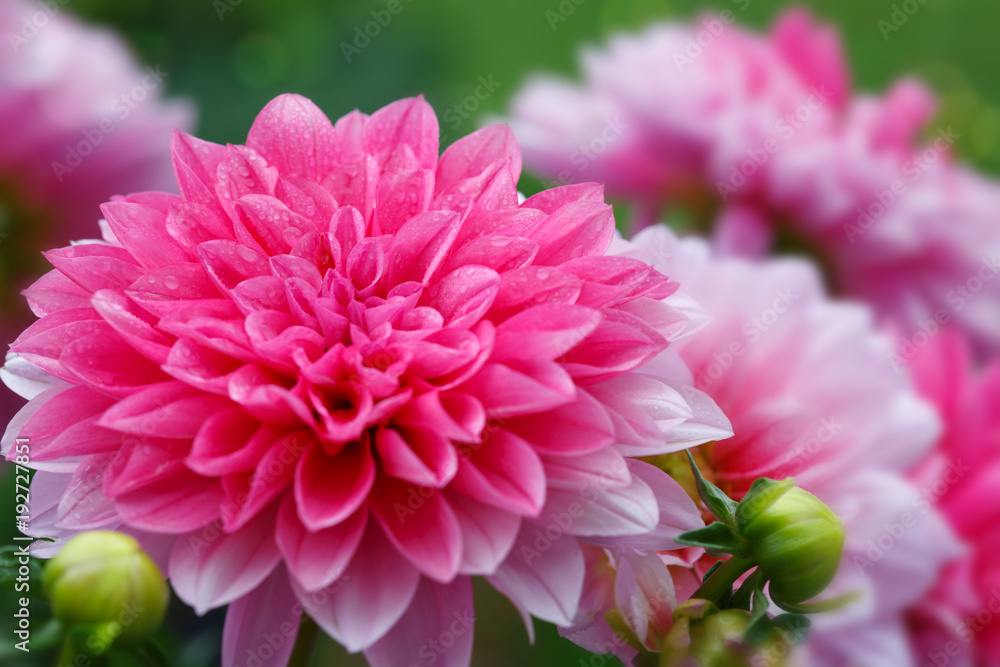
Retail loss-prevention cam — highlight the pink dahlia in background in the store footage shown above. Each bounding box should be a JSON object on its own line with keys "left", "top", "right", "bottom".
{"left": 1, "top": 93, "right": 733, "bottom": 667}
{"left": 905, "top": 328, "right": 1000, "bottom": 666}
{"left": 0, "top": 0, "right": 193, "bottom": 422}
{"left": 569, "top": 225, "right": 959, "bottom": 665}
{"left": 505, "top": 8, "right": 847, "bottom": 230}
{"left": 505, "top": 6, "right": 1000, "bottom": 358}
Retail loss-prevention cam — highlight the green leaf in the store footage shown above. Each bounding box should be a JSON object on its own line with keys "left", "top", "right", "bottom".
{"left": 685, "top": 449, "right": 738, "bottom": 526}
{"left": 676, "top": 522, "right": 752, "bottom": 558}
{"left": 730, "top": 570, "right": 764, "bottom": 611}
{"left": 772, "top": 614, "right": 811, "bottom": 644}
{"left": 770, "top": 589, "right": 862, "bottom": 615}
{"left": 742, "top": 588, "right": 773, "bottom": 645}
{"left": 701, "top": 560, "right": 724, "bottom": 583}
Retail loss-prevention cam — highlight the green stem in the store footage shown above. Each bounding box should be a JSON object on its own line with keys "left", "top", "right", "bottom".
{"left": 56, "top": 637, "right": 76, "bottom": 667}
{"left": 287, "top": 615, "right": 320, "bottom": 667}
{"left": 691, "top": 557, "right": 756, "bottom": 605}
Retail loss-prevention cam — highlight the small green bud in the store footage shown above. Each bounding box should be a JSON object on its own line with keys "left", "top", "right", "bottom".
{"left": 661, "top": 605, "right": 790, "bottom": 667}
{"left": 737, "top": 482, "right": 845, "bottom": 604}
{"left": 43, "top": 531, "right": 168, "bottom": 647}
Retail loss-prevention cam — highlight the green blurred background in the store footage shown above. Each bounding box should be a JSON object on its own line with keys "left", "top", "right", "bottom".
{"left": 3, "top": 0, "right": 999, "bottom": 664}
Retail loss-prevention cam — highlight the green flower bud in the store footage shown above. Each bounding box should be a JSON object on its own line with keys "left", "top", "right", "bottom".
{"left": 43, "top": 531, "right": 168, "bottom": 647}
{"left": 661, "top": 605, "right": 790, "bottom": 667}
{"left": 737, "top": 481, "right": 845, "bottom": 604}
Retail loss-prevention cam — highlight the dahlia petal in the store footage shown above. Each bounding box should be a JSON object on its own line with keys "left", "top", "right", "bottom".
{"left": 442, "top": 235, "right": 538, "bottom": 277}
{"left": 561, "top": 256, "right": 674, "bottom": 309}
{"left": 488, "top": 266, "right": 583, "bottom": 322}
{"left": 222, "top": 566, "right": 301, "bottom": 667}
{"left": 530, "top": 201, "right": 615, "bottom": 266}
{"left": 330, "top": 205, "right": 366, "bottom": 261}
{"left": 59, "top": 332, "right": 168, "bottom": 396}
{"left": 230, "top": 275, "right": 289, "bottom": 314}
{"left": 409, "top": 329, "right": 481, "bottom": 379}
{"left": 198, "top": 239, "right": 271, "bottom": 293}
{"left": 437, "top": 125, "right": 522, "bottom": 194}
{"left": 91, "top": 289, "right": 174, "bottom": 364}
{"left": 98, "top": 381, "right": 234, "bottom": 438}
{"left": 55, "top": 454, "right": 120, "bottom": 530}
{"left": 427, "top": 265, "right": 501, "bottom": 328}
{"left": 115, "top": 471, "right": 223, "bottom": 533}
{"left": 21, "top": 471, "right": 76, "bottom": 556}
{"left": 247, "top": 93, "right": 339, "bottom": 182}
{"left": 393, "top": 391, "right": 485, "bottom": 444}
{"left": 158, "top": 300, "right": 257, "bottom": 362}
{"left": 125, "top": 263, "right": 221, "bottom": 316}
{"left": 375, "top": 425, "right": 458, "bottom": 488}
{"left": 169, "top": 503, "right": 282, "bottom": 615}
{"left": 505, "top": 389, "right": 615, "bottom": 455}
{"left": 771, "top": 7, "right": 850, "bottom": 109}
{"left": 234, "top": 195, "right": 317, "bottom": 256}
{"left": 487, "top": 521, "right": 585, "bottom": 627}
{"left": 14, "top": 385, "right": 114, "bottom": 467}
{"left": 43, "top": 244, "right": 144, "bottom": 293}
{"left": 293, "top": 523, "right": 421, "bottom": 652}
{"left": 22, "top": 270, "right": 91, "bottom": 318}
{"left": 450, "top": 428, "right": 545, "bottom": 517}
{"left": 186, "top": 409, "right": 270, "bottom": 476}
{"left": 374, "top": 169, "right": 436, "bottom": 236}
{"left": 541, "top": 447, "right": 632, "bottom": 490}
{"left": 171, "top": 130, "right": 228, "bottom": 217}
{"left": 328, "top": 154, "right": 379, "bottom": 223}
{"left": 101, "top": 201, "right": 192, "bottom": 269}
{"left": 103, "top": 437, "right": 190, "bottom": 498}
{"left": 365, "top": 96, "right": 439, "bottom": 171}
{"left": 364, "top": 577, "right": 475, "bottom": 667}
{"left": 520, "top": 183, "right": 605, "bottom": 214}
{"left": 386, "top": 210, "right": 462, "bottom": 285}
{"left": 0, "top": 353, "right": 61, "bottom": 401}
{"left": 30, "top": 418, "right": 120, "bottom": 462}
{"left": 222, "top": 432, "right": 312, "bottom": 531}
{"left": 165, "top": 201, "right": 234, "bottom": 250}
{"left": 559, "top": 310, "right": 667, "bottom": 381}
{"left": 540, "top": 465, "right": 658, "bottom": 538}
{"left": 464, "top": 359, "right": 576, "bottom": 418}
{"left": 370, "top": 476, "right": 462, "bottom": 583}
{"left": 294, "top": 441, "right": 375, "bottom": 531}
{"left": 491, "top": 303, "right": 601, "bottom": 362}
{"left": 614, "top": 549, "right": 676, "bottom": 651}
{"left": 447, "top": 491, "right": 521, "bottom": 576}
{"left": 276, "top": 494, "right": 367, "bottom": 592}
{"left": 12, "top": 310, "right": 109, "bottom": 378}
{"left": 162, "top": 339, "right": 242, "bottom": 395}
{"left": 277, "top": 178, "right": 338, "bottom": 227}
{"left": 345, "top": 237, "right": 386, "bottom": 293}
{"left": 216, "top": 145, "right": 279, "bottom": 203}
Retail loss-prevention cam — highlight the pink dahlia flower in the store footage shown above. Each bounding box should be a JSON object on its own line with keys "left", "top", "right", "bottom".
{"left": 905, "top": 328, "right": 1000, "bottom": 666}
{"left": 571, "top": 225, "right": 960, "bottom": 665}
{"left": 505, "top": 6, "right": 1000, "bottom": 358}
{"left": 505, "top": 8, "right": 847, "bottom": 229}
{"left": 1, "top": 94, "right": 732, "bottom": 666}
{"left": 0, "top": 0, "right": 193, "bottom": 423}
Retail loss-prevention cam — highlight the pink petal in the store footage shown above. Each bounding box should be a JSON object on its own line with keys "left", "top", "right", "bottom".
{"left": 375, "top": 425, "right": 458, "bottom": 488}
{"left": 22, "top": 270, "right": 92, "bottom": 318}
{"left": 98, "top": 381, "right": 234, "bottom": 438}
{"left": 374, "top": 168, "right": 435, "bottom": 236}
{"left": 521, "top": 183, "right": 605, "bottom": 214}
{"left": 491, "top": 303, "right": 601, "bottom": 363}
{"left": 43, "top": 244, "right": 143, "bottom": 293}
{"left": 505, "top": 389, "right": 615, "bottom": 456}
{"left": 450, "top": 428, "right": 545, "bottom": 517}
{"left": 247, "top": 94, "right": 339, "bottom": 181}
{"left": 530, "top": 201, "right": 615, "bottom": 266}
{"left": 294, "top": 441, "right": 375, "bottom": 531}
{"left": 369, "top": 476, "right": 463, "bottom": 583}
{"left": 222, "top": 566, "right": 301, "bottom": 667}
{"left": 276, "top": 495, "right": 367, "bottom": 592}
{"left": 487, "top": 521, "right": 585, "bottom": 626}
{"left": 293, "top": 523, "right": 421, "bottom": 652}
{"left": 364, "top": 577, "right": 475, "bottom": 667}
{"left": 115, "top": 471, "right": 223, "bottom": 533}
{"left": 101, "top": 200, "right": 192, "bottom": 269}
{"left": 463, "top": 359, "right": 576, "bottom": 418}
{"left": 365, "top": 96, "right": 440, "bottom": 170}
{"left": 170, "top": 503, "right": 282, "bottom": 615}
{"left": 125, "top": 263, "right": 221, "bottom": 316}
{"left": 386, "top": 210, "right": 462, "bottom": 285}
{"left": 447, "top": 491, "right": 521, "bottom": 576}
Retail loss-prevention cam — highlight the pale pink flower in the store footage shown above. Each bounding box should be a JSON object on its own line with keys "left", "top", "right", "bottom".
{"left": 574, "top": 225, "right": 960, "bottom": 666}
{"left": 505, "top": 8, "right": 847, "bottom": 229}
{"left": 506, "top": 6, "right": 1000, "bottom": 357}
{"left": 1, "top": 94, "right": 731, "bottom": 666}
{"left": 0, "top": 0, "right": 193, "bottom": 423}
{"left": 905, "top": 328, "right": 1000, "bottom": 666}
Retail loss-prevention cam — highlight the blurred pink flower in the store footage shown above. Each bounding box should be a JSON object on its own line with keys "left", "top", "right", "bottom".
{"left": 572, "top": 225, "right": 960, "bottom": 665}
{"left": 906, "top": 328, "right": 1000, "bottom": 666}
{"left": 0, "top": 0, "right": 193, "bottom": 422}
{"left": 1, "top": 94, "right": 733, "bottom": 666}
{"left": 506, "top": 6, "right": 1000, "bottom": 358}
{"left": 506, "top": 8, "right": 847, "bottom": 229}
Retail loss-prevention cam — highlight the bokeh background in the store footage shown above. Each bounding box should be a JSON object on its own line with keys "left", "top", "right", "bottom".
{"left": 2, "top": 0, "right": 998, "bottom": 664}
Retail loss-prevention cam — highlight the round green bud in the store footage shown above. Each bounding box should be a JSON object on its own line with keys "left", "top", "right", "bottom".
{"left": 43, "top": 531, "right": 169, "bottom": 647}
{"left": 737, "top": 483, "right": 845, "bottom": 604}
